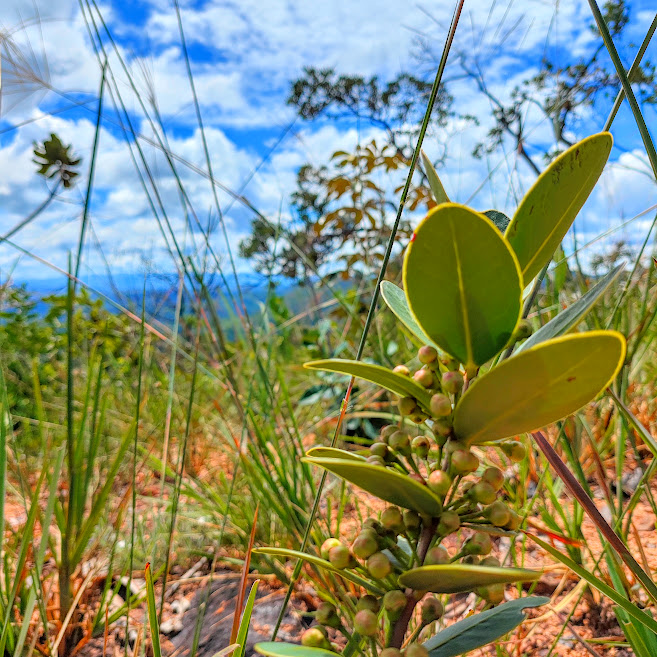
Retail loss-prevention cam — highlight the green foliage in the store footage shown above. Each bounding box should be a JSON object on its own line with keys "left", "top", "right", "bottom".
{"left": 398, "top": 565, "right": 540, "bottom": 593}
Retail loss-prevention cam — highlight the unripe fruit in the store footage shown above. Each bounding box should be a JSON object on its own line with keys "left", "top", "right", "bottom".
{"left": 413, "top": 368, "right": 434, "bottom": 388}
{"left": 364, "top": 518, "right": 384, "bottom": 533}
{"left": 428, "top": 469, "right": 452, "bottom": 496}
{"left": 357, "top": 594, "right": 380, "bottom": 613}
{"left": 482, "top": 467, "right": 504, "bottom": 491}
{"left": 462, "top": 554, "right": 479, "bottom": 564}
{"left": 383, "top": 590, "right": 407, "bottom": 618}
{"left": 328, "top": 544, "right": 351, "bottom": 569}
{"left": 380, "top": 425, "right": 397, "bottom": 440}
{"left": 418, "top": 345, "right": 438, "bottom": 364}
{"left": 425, "top": 545, "right": 450, "bottom": 565}
{"left": 380, "top": 650, "right": 403, "bottom": 657}
{"left": 441, "top": 355, "right": 459, "bottom": 371}
{"left": 438, "top": 511, "right": 460, "bottom": 534}
{"left": 465, "top": 532, "right": 492, "bottom": 556}
{"left": 404, "top": 644, "right": 429, "bottom": 657}
{"left": 412, "top": 435, "right": 431, "bottom": 458}
{"left": 432, "top": 418, "right": 453, "bottom": 438}
{"left": 316, "top": 602, "right": 339, "bottom": 627}
{"left": 353, "top": 532, "right": 379, "bottom": 560}
{"left": 501, "top": 441, "right": 526, "bottom": 462}
{"left": 477, "top": 583, "right": 505, "bottom": 604}
{"left": 451, "top": 449, "right": 479, "bottom": 474}
{"left": 403, "top": 510, "right": 421, "bottom": 531}
{"left": 504, "top": 510, "right": 521, "bottom": 531}
{"left": 370, "top": 442, "right": 389, "bottom": 459}
{"left": 354, "top": 609, "right": 378, "bottom": 636}
{"left": 367, "top": 552, "right": 392, "bottom": 579}
{"left": 410, "top": 411, "right": 428, "bottom": 424}
{"left": 442, "top": 371, "right": 464, "bottom": 395}
{"left": 480, "top": 556, "right": 501, "bottom": 567}
{"left": 430, "top": 393, "right": 452, "bottom": 417}
{"left": 421, "top": 596, "right": 444, "bottom": 623}
{"left": 302, "top": 627, "right": 329, "bottom": 648}
{"left": 398, "top": 397, "right": 418, "bottom": 416}
{"left": 366, "top": 455, "right": 386, "bottom": 467}
{"left": 381, "top": 507, "right": 404, "bottom": 532}
{"left": 320, "top": 538, "right": 341, "bottom": 560}
{"left": 486, "top": 501, "right": 511, "bottom": 527}
{"left": 460, "top": 481, "right": 474, "bottom": 495}
{"left": 393, "top": 365, "right": 411, "bottom": 377}
{"left": 389, "top": 431, "right": 410, "bottom": 452}
{"left": 513, "top": 319, "right": 533, "bottom": 341}
{"left": 470, "top": 481, "right": 497, "bottom": 505}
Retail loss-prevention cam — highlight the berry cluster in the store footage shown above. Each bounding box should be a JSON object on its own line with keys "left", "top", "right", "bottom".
{"left": 301, "top": 345, "right": 527, "bottom": 654}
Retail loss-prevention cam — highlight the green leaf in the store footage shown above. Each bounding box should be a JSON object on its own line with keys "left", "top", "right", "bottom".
{"left": 422, "top": 597, "right": 549, "bottom": 657}
{"left": 518, "top": 264, "right": 624, "bottom": 352}
{"left": 403, "top": 204, "right": 522, "bottom": 369}
{"left": 255, "top": 644, "right": 340, "bottom": 657}
{"left": 304, "top": 447, "right": 365, "bottom": 461}
{"left": 302, "top": 457, "right": 442, "bottom": 516}
{"left": 552, "top": 245, "right": 569, "bottom": 294}
{"left": 505, "top": 133, "right": 613, "bottom": 284}
{"left": 399, "top": 564, "right": 540, "bottom": 593}
{"left": 482, "top": 209, "right": 511, "bottom": 233}
{"left": 380, "top": 281, "right": 436, "bottom": 348}
{"left": 421, "top": 151, "right": 450, "bottom": 204}
{"left": 236, "top": 581, "right": 259, "bottom": 657}
{"left": 454, "top": 331, "right": 626, "bottom": 444}
{"left": 253, "top": 547, "right": 384, "bottom": 595}
{"left": 304, "top": 360, "right": 433, "bottom": 413}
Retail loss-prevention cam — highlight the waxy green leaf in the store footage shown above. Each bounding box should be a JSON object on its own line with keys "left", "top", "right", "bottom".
{"left": 505, "top": 133, "right": 612, "bottom": 284}
{"left": 421, "top": 150, "right": 450, "bottom": 204}
{"left": 253, "top": 547, "right": 384, "bottom": 595}
{"left": 304, "top": 359, "right": 433, "bottom": 413}
{"left": 304, "top": 447, "right": 365, "bottom": 461}
{"left": 399, "top": 564, "right": 540, "bottom": 593}
{"left": 255, "top": 644, "right": 340, "bottom": 657}
{"left": 403, "top": 204, "right": 522, "bottom": 369}
{"left": 518, "top": 264, "right": 624, "bottom": 352}
{"left": 454, "top": 331, "right": 626, "bottom": 444}
{"left": 302, "top": 457, "right": 443, "bottom": 516}
{"left": 423, "top": 597, "right": 549, "bottom": 657}
{"left": 380, "top": 280, "right": 436, "bottom": 347}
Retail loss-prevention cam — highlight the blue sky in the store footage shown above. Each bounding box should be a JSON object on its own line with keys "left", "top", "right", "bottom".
{"left": 0, "top": 0, "right": 656, "bottom": 287}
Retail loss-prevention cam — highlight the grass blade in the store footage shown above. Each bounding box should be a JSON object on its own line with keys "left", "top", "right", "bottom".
{"left": 145, "top": 563, "right": 162, "bottom": 657}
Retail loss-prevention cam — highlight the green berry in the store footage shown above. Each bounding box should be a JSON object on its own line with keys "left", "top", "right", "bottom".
{"left": 504, "top": 510, "right": 521, "bottom": 531}
{"left": 364, "top": 518, "right": 383, "bottom": 533}
{"left": 380, "top": 425, "right": 397, "bottom": 440}
{"left": 381, "top": 507, "right": 404, "bottom": 532}
{"left": 370, "top": 442, "right": 389, "bottom": 459}
{"left": 465, "top": 532, "right": 492, "bottom": 556}
{"left": 353, "top": 532, "right": 379, "bottom": 560}
{"left": 316, "top": 602, "right": 339, "bottom": 627}
{"left": 398, "top": 397, "right": 418, "bottom": 416}
{"left": 301, "top": 627, "right": 329, "bottom": 648}
{"left": 428, "top": 470, "right": 452, "bottom": 496}
{"left": 480, "top": 556, "right": 501, "bottom": 567}
{"left": 425, "top": 545, "right": 449, "bottom": 565}
{"left": 430, "top": 393, "right": 452, "bottom": 417}
{"left": 320, "top": 538, "right": 341, "bottom": 560}
{"left": 482, "top": 467, "right": 504, "bottom": 491}
{"left": 431, "top": 417, "right": 453, "bottom": 439}
{"left": 383, "top": 590, "right": 407, "bottom": 619}
{"left": 442, "top": 371, "right": 464, "bottom": 395}
{"left": 328, "top": 544, "right": 351, "bottom": 569}
{"left": 451, "top": 449, "right": 479, "bottom": 474}
{"left": 470, "top": 481, "right": 497, "bottom": 505}
{"left": 389, "top": 431, "right": 410, "bottom": 452}
{"left": 486, "top": 501, "right": 511, "bottom": 527}
{"left": 413, "top": 368, "right": 434, "bottom": 388}
{"left": 366, "top": 455, "right": 386, "bottom": 466}
{"left": 438, "top": 511, "right": 460, "bottom": 534}
{"left": 412, "top": 435, "right": 431, "bottom": 458}
{"left": 462, "top": 554, "right": 479, "bottom": 564}
{"left": 354, "top": 609, "right": 378, "bottom": 636}
{"left": 513, "top": 319, "right": 533, "bottom": 341}
{"left": 357, "top": 594, "right": 380, "bottom": 613}
{"left": 478, "top": 583, "right": 504, "bottom": 604}
{"left": 501, "top": 441, "right": 526, "bottom": 462}
{"left": 404, "top": 644, "right": 429, "bottom": 657}
{"left": 410, "top": 411, "right": 428, "bottom": 424}
{"left": 418, "top": 345, "right": 438, "bottom": 364}
{"left": 367, "top": 552, "right": 392, "bottom": 579}
{"left": 393, "top": 365, "right": 411, "bottom": 376}
{"left": 421, "top": 597, "right": 444, "bottom": 624}
{"left": 403, "top": 510, "right": 421, "bottom": 531}
{"left": 381, "top": 649, "right": 403, "bottom": 657}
